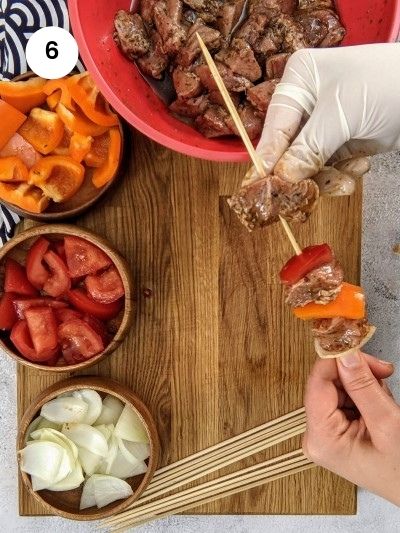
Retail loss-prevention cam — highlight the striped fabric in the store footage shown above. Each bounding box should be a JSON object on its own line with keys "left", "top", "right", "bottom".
{"left": 0, "top": 0, "right": 72, "bottom": 245}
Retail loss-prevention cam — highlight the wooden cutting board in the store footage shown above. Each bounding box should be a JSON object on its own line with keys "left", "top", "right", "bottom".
{"left": 18, "top": 129, "right": 360, "bottom": 516}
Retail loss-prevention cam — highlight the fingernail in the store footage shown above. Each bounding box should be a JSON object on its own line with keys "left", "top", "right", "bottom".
{"left": 339, "top": 350, "right": 361, "bottom": 368}
{"left": 378, "top": 359, "right": 394, "bottom": 366}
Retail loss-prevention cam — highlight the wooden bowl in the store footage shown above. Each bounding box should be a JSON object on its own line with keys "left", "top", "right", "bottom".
{"left": 0, "top": 224, "right": 133, "bottom": 372}
{"left": 0, "top": 72, "right": 125, "bottom": 221}
{"left": 17, "top": 376, "right": 160, "bottom": 520}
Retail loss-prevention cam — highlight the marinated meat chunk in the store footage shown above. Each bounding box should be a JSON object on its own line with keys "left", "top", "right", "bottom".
{"left": 266, "top": 52, "right": 290, "bottom": 79}
{"left": 195, "top": 63, "right": 252, "bottom": 93}
{"left": 177, "top": 20, "right": 222, "bottom": 67}
{"left": 215, "top": 38, "right": 262, "bottom": 82}
{"left": 217, "top": 1, "right": 246, "bottom": 37}
{"left": 285, "top": 260, "right": 344, "bottom": 307}
{"left": 195, "top": 105, "right": 232, "bottom": 137}
{"left": 137, "top": 31, "right": 169, "bottom": 79}
{"left": 172, "top": 67, "right": 202, "bottom": 98}
{"left": 249, "top": 0, "right": 296, "bottom": 15}
{"left": 296, "top": 9, "right": 345, "bottom": 47}
{"left": 254, "top": 27, "right": 283, "bottom": 56}
{"left": 183, "top": 0, "right": 222, "bottom": 22}
{"left": 169, "top": 95, "right": 209, "bottom": 117}
{"left": 228, "top": 175, "right": 320, "bottom": 230}
{"left": 225, "top": 103, "right": 264, "bottom": 140}
{"left": 312, "top": 317, "right": 369, "bottom": 353}
{"left": 298, "top": 0, "right": 334, "bottom": 9}
{"left": 154, "top": 0, "right": 187, "bottom": 55}
{"left": 247, "top": 79, "right": 279, "bottom": 114}
{"left": 235, "top": 12, "right": 273, "bottom": 47}
{"left": 114, "top": 11, "right": 151, "bottom": 59}
{"left": 209, "top": 89, "right": 240, "bottom": 107}
{"left": 271, "top": 15, "right": 307, "bottom": 52}
{"left": 141, "top": 0, "right": 159, "bottom": 25}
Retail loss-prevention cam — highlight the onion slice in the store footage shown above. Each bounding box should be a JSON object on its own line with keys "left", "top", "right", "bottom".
{"left": 80, "top": 475, "right": 133, "bottom": 509}
{"left": 95, "top": 395, "right": 124, "bottom": 425}
{"left": 94, "top": 424, "right": 114, "bottom": 442}
{"left": 78, "top": 447, "right": 102, "bottom": 476}
{"left": 62, "top": 423, "right": 108, "bottom": 457}
{"left": 73, "top": 389, "right": 102, "bottom": 425}
{"left": 19, "top": 441, "right": 71, "bottom": 483}
{"left": 315, "top": 325, "right": 376, "bottom": 359}
{"left": 41, "top": 397, "right": 88, "bottom": 424}
{"left": 47, "top": 461, "right": 84, "bottom": 491}
{"left": 30, "top": 428, "right": 78, "bottom": 462}
{"left": 114, "top": 405, "right": 149, "bottom": 443}
{"left": 119, "top": 439, "right": 150, "bottom": 462}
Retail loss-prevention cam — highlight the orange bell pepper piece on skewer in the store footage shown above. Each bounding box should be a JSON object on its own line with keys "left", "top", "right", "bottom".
{"left": 29, "top": 155, "right": 85, "bottom": 202}
{"left": 68, "top": 72, "right": 118, "bottom": 127}
{"left": 56, "top": 102, "right": 107, "bottom": 137}
{"left": 19, "top": 108, "right": 64, "bottom": 155}
{"left": 293, "top": 282, "right": 366, "bottom": 321}
{"left": 0, "top": 100, "right": 26, "bottom": 150}
{"left": 0, "top": 77, "right": 47, "bottom": 113}
{"left": 0, "top": 182, "right": 49, "bottom": 213}
{"left": 91, "top": 127, "right": 122, "bottom": 188}
{"left": 0, "top": 157, "right": 29, "bottom": 182}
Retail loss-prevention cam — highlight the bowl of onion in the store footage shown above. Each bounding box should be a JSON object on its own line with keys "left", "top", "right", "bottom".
{"left": 0, "top": 224, "right": 133, "bottom": 371}
{"left": 17, "top": 376, "right": 160, "bottom": 520}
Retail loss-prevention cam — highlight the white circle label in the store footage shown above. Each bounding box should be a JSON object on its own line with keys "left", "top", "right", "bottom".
{"left": 26, "top": 27, "right": 79, "bottom": 79}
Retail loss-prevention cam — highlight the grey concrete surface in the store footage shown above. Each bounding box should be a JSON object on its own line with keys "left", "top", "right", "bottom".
{"left": 1, "top": 153, "right": 400, "bottom": 532}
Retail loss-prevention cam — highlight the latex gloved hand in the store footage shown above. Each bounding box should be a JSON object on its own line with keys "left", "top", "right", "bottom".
{"left": 303, "top": 352, "right": 400, "bottom": 507}
{"left": 246, "top": 44, "right": 400, "bottom": 192}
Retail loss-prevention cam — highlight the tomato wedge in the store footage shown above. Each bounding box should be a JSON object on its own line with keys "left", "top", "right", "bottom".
{"left": 58, "top": 318, "right": 104, "bottom": 363}
{"left": 0, "top": 293, "right": 18, "bottom": 330}
{"left": 85, "top": 266, "right": 124, "bottom": 304}
{"left": 67, "top": 288, "right": 122, "bottom": 320}
{"left": 4, "top": 258, "right": 38, "bottom": 296}
{"left": 64, "top": 236, "right": 112, "bottom": 277}
{"left": 83, "top": 314, "right": 108, "bottom": 343}
{"left": 25, "top": 307, "right": 58, "bottom": 357}
{"left": 55, "top": 307, "right": 82, "bottom": 324}
{"left": 52, "top": 240, "right": 66, "bottom": 261}
{"left": 14, "top": 297, "right": 68, "bottom": 319}
{"left": 279, "top": 244, "right": 334, "bottom": 285}
{"left": 10, "top": 319, "right": 57, "bottom": 362}
{"left": 26, "top": 237, "right": 50, "bottom": 288}
{"left": 42, "top": 250, "right": 71, "bottom": 297}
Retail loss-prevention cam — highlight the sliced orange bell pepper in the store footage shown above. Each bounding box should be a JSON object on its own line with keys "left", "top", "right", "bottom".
{"left": 69, "top": 132, "right": 93, "bottom": 163}
{"left": 0, "top": 182, "right": 49, "bottom": 213}
{"left": 0, "top": 156, "right": 29, "bottom": 182}
{"left": 293, "top": 282, "right": 365, "bottom": 321}
{"left": 0, "top": 133, "right": 41, "bottom": 168}
{"left": 46, "top": 90, "right": 62, "bottom": 111}
{"left": 43, "top": 78, "right": 73, "bottom": 109}
{"left": 56, "top": 103, "right": 107, "bottom": 137}
{"left": 92, "top": 127, "right": 122, "bottom": 188}
{"left": 53, "top": 127, "right": 73, "bottom": 156}
{"left": 84, "top": 129, "right": 112, "bottom": 168}
{"left": 0, "top": 100, "right": 27, "bottom": 150}
{"left": 29, "top": 155, "right": 85, "bottom": 202}
{"left": 68, "top": 72, "right": 118, "bottom": 127}
{"left": 0, "top": 77, "right": 47, "bottom": 113}
{"left": 18, "top": 108, "right": 64, "bottom": 155}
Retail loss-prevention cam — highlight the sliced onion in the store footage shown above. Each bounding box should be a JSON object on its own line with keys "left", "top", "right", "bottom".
{"left": 86, "top": 475, "right": 133, "bottom": 508}
{"left": 107, "top": 446, "right": 147, "bottom": 479}
{"left": 47, "top": 461, "right": 84, "bottom": 491}
{"left": 95, "top": 395, "right": 124, "bottom": 425}
{"left": 114, "top": 405, "right": 149, "bottom": 443}
{"left": 73, "top": 390, "right": 102, "bottom": 425}
{"left": 30, "top": 428, "right": 78, "bottom": 462}
{"left": 31, "top": 475, "right": 51, "bottom": 491}
{"left": 62, "top": 423, "right": 108, "bottom": 457}
{"left": 19, "top": 441, "right": 71, "bottom": 483}
{"left": 94, "top": 424, "right": 113, "bottom": 442}
{"left": 25, "top": 416, "right": 43, "bottom": 444}
{"left": 97, "top": 434, "right": 118, "bottom": 475}
{"left": 78, "top": 447, "right": 102, "bottom": 476}
{"left": 36, "top": 418, "right": 62, "bottom": 432}
{"left": 80, "top": 475, "right": 97, "bottom": 510}
{"left": 41, "top": 397, "right": 88, "bottom": 424}
{"left": 119, "top": 440, "right": 150, "bottom": 462}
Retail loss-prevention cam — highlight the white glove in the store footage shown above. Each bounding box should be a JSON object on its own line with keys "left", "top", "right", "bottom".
{"left": 252, "top": 44, "right": 400, "bottom": 187}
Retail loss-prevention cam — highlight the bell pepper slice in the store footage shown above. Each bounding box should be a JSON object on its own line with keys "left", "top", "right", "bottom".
{"left": 18, "top": 108, "right": 64, "bottom": 155}
{"left": 0, "top": 100, "right": 27, "bottom": 150}
{"left": 293, "top": 282, "right": 365, "bottom": 321}
{"left": 46, "top": 90, "right": 62, "bottom": 111}
{"left": 0, "top": 133, "right": 41, "bottom": 169}
{"left": 0, "top": 156, "right": 29, "bottom": 182}
{"left": 29, "top": 155, "right": 85, "bottom": 202}
{"left": 0, "top": 182, "right": 49, "bottom": 213}
{"left": 69, "top": 132, "right": 94, "bottom": 162}
{"left": 43, "top": 78, "right": 73, "bottom": 109}
{"left": 68, "top": 72, "right": 118, "bottom": 127}
{"left": 56, "top": 102, "right": 108, "bottom": 137}
{"left": 280, "top": 244, "right": 334, "bottom": 285}
{"left": 53, "top": 127, "right": 73, "bottom": 156}
{"left": 91, "top": 128, "right": 122, "bottom": 188}
{"left": 0, "top": 77, "right": 47, "bottom": 113}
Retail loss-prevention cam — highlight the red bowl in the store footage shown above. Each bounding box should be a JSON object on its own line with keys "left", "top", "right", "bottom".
{"left": 69, "top": 0, "right": 400, "bottom": 162}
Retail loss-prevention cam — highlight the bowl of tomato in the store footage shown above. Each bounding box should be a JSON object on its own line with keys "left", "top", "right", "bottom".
{"left": 0, "top": 224, "right": 133, "bottom": 371}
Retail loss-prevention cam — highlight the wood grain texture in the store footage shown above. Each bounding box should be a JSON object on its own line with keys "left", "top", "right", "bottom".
{"left": 18, "top": 130, "right": 360, "bottom": 516}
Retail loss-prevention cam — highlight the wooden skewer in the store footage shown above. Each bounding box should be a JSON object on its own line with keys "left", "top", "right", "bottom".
{"left": 196, "top": 33, "right": 302, "bottom": 257}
